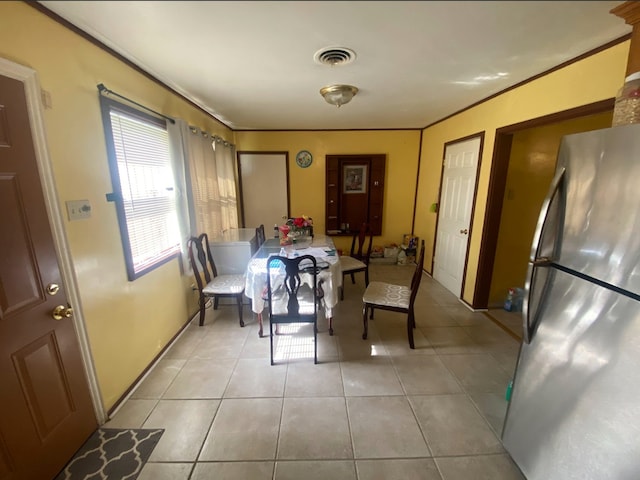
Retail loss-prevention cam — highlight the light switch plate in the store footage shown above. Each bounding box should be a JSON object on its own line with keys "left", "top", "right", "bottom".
{"left": 66, "top": 199, "right": 92, "bottom": 220}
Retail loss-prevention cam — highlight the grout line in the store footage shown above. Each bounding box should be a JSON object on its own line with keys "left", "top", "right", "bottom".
{"left": 482, "top": 311, "right": 522, "bottom": 341}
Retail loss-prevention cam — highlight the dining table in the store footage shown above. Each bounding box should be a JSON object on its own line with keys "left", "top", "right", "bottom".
{"left": 244, "top": 235, "right": 341, "bottom": 337}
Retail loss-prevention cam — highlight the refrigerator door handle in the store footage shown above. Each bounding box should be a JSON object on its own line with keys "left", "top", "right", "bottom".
{"left": 522, "top": 167, "right": 565, "bottom": 343}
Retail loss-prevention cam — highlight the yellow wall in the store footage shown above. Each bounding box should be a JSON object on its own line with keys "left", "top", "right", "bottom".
{"left": 0, "top": 1, "right": 631, "bottom": 410}
{"left": 488, "top": 111, "right": 613, "bottom": 307}
{"left": 235, "top": 130, "right": 422, "bottom": 253}
{"left": 414, "top": 41, "right": 629, "bottom": 305}
{"left": 0, "top": 2, "right": 233, "bottom": 410}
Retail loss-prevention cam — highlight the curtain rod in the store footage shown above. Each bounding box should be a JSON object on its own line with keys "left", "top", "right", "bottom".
{"left": 97, "top": 83, "right": 175, "bottom": 124}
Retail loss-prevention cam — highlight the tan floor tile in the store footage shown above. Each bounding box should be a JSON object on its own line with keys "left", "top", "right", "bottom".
{"left": 224, "top": 358, "right": 287, "bottom": 397}
{"left": 278, "top": 397, "right": 352, "bottom": 459}
{"left": 347, "top": 396, "right": 430, "bottom": 458}
{"left": 162, "top": 357, "right": 236, "bottom": 399}
{"left": 285, "top": 362, "right": 344, "bottom": 396}
{"left": 144, "top": 399, "right": 220, "bottom": 461}
{"left": 130, "top": 359, "right": 185, "bottom": 399}
{"left": 435, "top": 454, "right": 525, "bottom": 480}
{"left": 275, "top": 460, "right": 357, "bottom": 480}
{"left": 392, "top": 355, "right": 462, "bottom": 395}
{"left": 378, "top": 325, "right": 436, "bottom": 355}
{"left": 199, "top": 398, "right": 281, "bottom": 461}
{"left": 420, "top": 326, "right": 485, "bottom": 354}
{"left": 356, "top": 458, "right": 442, "bottom": 480}
{"left": 462, "top": 322, "right": 516, "bottom": 345}
{"left": 439, "top": 354, "right": 512, "bottom": 394}
{"left": 191, "top": 461, "right": 274, "bottom": 479}
{"left": 341, "top": 357, "right": 403, "bottom": 396}
{"left": 409, "top": 394, "right": 503, "bottom": 456}
{"left": 104, "top": 399, "right": 157, "bottom": 429}
{"left": 137, "top": 462, "right": 193, "bottom": 480}
{"left": 163, "top": 329, "right": 205, "bottom": 360}
{"left": 468, "top": 392, "right": 508, "bottom": 436}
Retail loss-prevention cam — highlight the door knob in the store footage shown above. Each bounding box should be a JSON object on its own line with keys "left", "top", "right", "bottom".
{"left": 52, "top": 305, "right": 73, "bottom": 320}
{"left": 459, "top": 229, "right": 468, "bottom": 234}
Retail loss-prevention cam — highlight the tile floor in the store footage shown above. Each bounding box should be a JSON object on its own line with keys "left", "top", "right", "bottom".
{"left": 105, "top": 264, "right": 525, "bottom": 480}
{"left": 485, "top": 308, "right": 523, "bottom": 340}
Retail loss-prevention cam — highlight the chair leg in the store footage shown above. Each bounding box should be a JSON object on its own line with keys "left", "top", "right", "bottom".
{"left": 198, "top": 295, "right": 206, "bottom": 326}
{"left": 364, "top": 268, "right": 369, "bottom": 287}
{"left": 314, "top": 320, "right": 318, "bottom": 364}
{"left": 328, "top": 316, "right": 333, "bottom": 336}
{"left": 257, "top": 312, "right": 263, "bottom": 337}
{"left": 362, "top": 304, "right": 369, "bottom": 340}
{"left": 407, "top": 310, "right": 415, "bottom": 349}
{"left": 269, "top": 320, "right": 275, "bottom": 365}
{"left": 236, "top": 295, "right": 244, "bottom": 327}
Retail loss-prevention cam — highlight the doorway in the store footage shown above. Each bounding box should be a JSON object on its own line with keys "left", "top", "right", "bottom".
{"left": 475, "top": 100, "right": 615, "bottom": 334}
{"left": 433, "top": 135, "right": 482, "bottom": 297}
{"left": 237, "top": 152, "right": 289, "bottom": 234}
{"left": 0, "top": 59, "right": 101, "bottom": 478}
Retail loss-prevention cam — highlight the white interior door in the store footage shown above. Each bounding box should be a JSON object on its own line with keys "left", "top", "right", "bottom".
{"left": 434, "top": 136, "right": 481, "bottom": 297}
{"left": 238, "top": 153, "right": 288, "bottom": 236}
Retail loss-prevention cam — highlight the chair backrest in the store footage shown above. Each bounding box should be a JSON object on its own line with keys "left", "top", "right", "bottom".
{"left": 267, "top": 254, "right": 318, "bottom": 321}
{"left": 256, "top": 224, "right": 266, "bottom": 247}
{"left": 409, "top": 240, "right": 426, "bottom": 305}
{"left": 349, "top": 223, "right": 373, "bottom": 263}
{"left": 187, "top": 233, "right": 218, "bottom": 292}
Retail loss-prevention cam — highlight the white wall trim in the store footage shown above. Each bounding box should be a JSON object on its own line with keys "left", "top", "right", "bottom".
{"left": 0, "top": 57, "right": 107, "bottom": 424}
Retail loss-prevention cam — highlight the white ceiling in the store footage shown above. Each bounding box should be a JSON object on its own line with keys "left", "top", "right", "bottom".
{"left": 39, "top": 1, "right": 630, "bottom": 131}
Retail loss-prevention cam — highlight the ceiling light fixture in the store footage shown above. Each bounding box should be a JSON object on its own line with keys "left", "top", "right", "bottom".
{"left": 319, "top": 84, "right": 359, "bottom": 107}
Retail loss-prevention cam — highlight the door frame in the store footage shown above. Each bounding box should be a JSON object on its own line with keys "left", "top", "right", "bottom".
{"left": 0, "top": 57, "right": 106, "bottom": 423}
{"left": 473, "top": 98, "right": 615, "bottom": 309}
{"left": 432, "top": 132, "right": 484, "bottom": 299}
{"left": 236, "top": 150, "right": 290, "bottom": 227}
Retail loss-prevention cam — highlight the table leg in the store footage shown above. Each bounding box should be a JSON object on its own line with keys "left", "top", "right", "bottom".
{"left": 328, "top": 316, "right": 333, "bottom": 336}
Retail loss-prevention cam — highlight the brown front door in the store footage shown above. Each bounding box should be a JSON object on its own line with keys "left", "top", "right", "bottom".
{"left": 0, "top": 74, "right": 96, "bottom": 478}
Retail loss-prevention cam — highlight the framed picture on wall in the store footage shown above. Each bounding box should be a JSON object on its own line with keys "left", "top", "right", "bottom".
{"left": 343, "top": 165, "right": 367, "bottom": 194}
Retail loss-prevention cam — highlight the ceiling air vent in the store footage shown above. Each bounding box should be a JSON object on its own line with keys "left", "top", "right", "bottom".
{"left": 314, "top": 47, "right": 356, "bottom": 66}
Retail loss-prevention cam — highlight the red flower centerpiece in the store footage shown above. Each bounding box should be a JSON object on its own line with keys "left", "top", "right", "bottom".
{"left": 279, "top": 215, "right": 313, "bottom": 245}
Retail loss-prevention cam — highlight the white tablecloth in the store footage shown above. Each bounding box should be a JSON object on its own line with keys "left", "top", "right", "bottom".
{"left": 244, "top": 237, "right": 341, "bottom": 319}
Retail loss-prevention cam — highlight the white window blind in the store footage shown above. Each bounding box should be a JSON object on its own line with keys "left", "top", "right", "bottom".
{"left": 108, "top": 108, "right": 180, "bottom": 278}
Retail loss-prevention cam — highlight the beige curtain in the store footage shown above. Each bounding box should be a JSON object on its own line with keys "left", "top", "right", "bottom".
{"left": 186, "top": 127, "right": 238, "bottom": 239}
{"left": 213, "top": 136, "right": 239, "bottom": 233}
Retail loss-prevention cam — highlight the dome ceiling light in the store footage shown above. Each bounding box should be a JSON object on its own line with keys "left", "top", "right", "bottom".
{"left": 319, "top": 84, "right": 359, "bottom": 107}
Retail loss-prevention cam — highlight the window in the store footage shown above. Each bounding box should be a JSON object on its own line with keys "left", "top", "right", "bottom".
{"left": 100, "top": 97, "right": 180, "bottom": 280}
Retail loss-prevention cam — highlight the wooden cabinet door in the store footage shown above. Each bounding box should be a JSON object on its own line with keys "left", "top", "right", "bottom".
{"left": 325, "top": 155, "right": 385, "bottom": 236}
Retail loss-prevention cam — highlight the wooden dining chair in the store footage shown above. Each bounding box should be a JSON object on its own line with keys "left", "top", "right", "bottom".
{"left": 266, "top": 254, "right": 319, "bottom": 365}
{"left": 339, "top": 223, "right": 373, "bottom": 300}
{"left": 362, "top": 240, "right": 425, "bottom": 349}
{"left": 188, "top": 233, "right": 246, "bottom": 327}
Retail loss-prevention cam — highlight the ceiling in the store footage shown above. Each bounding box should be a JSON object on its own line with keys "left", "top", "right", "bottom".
{"left": 38, "top": 1, "right": 630, "bottom": 131}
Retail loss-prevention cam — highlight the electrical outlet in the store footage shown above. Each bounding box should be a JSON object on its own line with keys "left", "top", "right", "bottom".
{"left": 66, "top": 200, "right": 92, "bottom": 220}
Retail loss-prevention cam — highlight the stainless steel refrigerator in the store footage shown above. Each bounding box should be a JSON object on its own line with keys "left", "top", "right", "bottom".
{"left": 502, "top": 123, "right": 640, "bottom": 479}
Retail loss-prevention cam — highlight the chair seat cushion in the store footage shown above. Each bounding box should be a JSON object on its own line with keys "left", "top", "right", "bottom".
{"left": 363, "top": 281, "right": 410, "bottom": 309}
{"left": 340, "top": 255, "right": 367, "bottom": 273}
{"left": 203, "top": 274, "right": 245, "bottom": 295}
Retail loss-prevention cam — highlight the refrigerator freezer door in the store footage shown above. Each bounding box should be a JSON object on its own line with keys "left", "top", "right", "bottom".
{"left": 555, "top": 124, "right": 640, "bottom": 295}
{"left": 502, "top": 268, "right": 640, "bottom": 480}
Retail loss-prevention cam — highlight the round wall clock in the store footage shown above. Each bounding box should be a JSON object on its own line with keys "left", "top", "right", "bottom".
{"left": 296, "top": 150, "right": 313, "bottom": 168}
